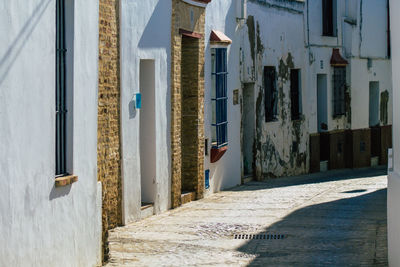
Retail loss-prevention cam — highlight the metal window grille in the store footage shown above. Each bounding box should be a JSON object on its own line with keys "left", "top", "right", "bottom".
{"left": 56, "top": 0, "right": 67, "bottom": 176}
{"left": 322, "top": 0, "right": 334, "bottom": 36}
{"left": 333, "top": 67, "right": 346, "bottom": 116}
{"left": 211, "top": 48, "right": 228, "bottom": 148}
{"left": 264, "top": 67, "right": 277, "bottom": 122}
{"left": 290, "top": 69, "right": 301, "bottom": 120}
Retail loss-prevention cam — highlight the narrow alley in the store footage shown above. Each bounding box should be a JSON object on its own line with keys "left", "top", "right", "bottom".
{"left": 106, "top": 167, "right": 387, "bottom": 266}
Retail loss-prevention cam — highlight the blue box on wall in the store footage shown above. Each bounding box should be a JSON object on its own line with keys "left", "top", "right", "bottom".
{"left": 205, "top": 169, "right": 210, "bottom": 189}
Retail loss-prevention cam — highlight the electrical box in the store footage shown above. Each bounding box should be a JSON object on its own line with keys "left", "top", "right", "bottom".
{"left": 135, "top": 93, "right": 142, "bottom": 109}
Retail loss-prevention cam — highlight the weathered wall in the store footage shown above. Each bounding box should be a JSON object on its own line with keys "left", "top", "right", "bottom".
{"left": 98, "top": 0, "right": 122, "bottom": 258}
{"left": 119, "top": 0, "right": 172, "bottom": 222}
{"left": 204, "top": 0, "right": 242, "bottom": 193}
{"left": 0, "top": 0, "right": 101, "bottom": 266}
{"left": 388, "top": 0, "right": 400, "bottom": 265}
{"left": 244, "top": 0, "right": 309, "bottom": 179}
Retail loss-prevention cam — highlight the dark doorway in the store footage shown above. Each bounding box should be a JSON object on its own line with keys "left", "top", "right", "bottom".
{"left": 181, "top": 36, "right": 200, "bottom": 194}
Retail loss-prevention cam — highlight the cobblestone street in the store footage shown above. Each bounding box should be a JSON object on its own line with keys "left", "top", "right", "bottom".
{"left": 106, "top": 167, "right": 387, "bottom": 266}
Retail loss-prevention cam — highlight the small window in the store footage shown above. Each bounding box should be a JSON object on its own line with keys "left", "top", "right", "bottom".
{"left": 290, "top": 69, "right": 302, "bottom": 121}
{"left": 56, "top": 0, "right": 73, "bottom": 176}
{"left": 264, "top": 67, "right": 277, "bottom": 122}
{"left": 56, "top": 0, "right": 68, "bottom": 176}
{"left": 333, "top": 67, "right": 346, "bottom": 116}
{"left": 211, "top": 48, "right": 228, "bottom": 148}
{"left": 322, "top": 0, "right": 337, "bottom": 37}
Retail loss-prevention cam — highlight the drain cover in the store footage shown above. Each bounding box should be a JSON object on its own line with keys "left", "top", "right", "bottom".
{"left": 234, "top": 234, "right": 285, "bottom": 240}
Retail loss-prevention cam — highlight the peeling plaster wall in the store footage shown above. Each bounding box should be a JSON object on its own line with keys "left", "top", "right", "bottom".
{"left": 204, "top": 0, "right": 242, "bottom": 193}
{"left": 120, "top": 0, "right": 172, "bottom": 223}
{"left": 0, "top": 1, "right": 101, "bottom": 266}
{"left": 244, "top": 0, "right": 309, "bottom": 179}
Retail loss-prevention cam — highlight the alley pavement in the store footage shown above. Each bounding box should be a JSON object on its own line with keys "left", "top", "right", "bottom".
{"left": 105, "top": 167, "right": 388, "bottom": 266}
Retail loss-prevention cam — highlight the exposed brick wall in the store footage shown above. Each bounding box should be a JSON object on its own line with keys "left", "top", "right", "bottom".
{"left": 98, "top": 0, "right": 122, "bottom": 261}
{"left": 171, "top": 0, "right": 206, "bottom": 208}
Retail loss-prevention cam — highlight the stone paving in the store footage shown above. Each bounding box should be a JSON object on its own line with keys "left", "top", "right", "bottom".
{"left": 105, "top": 167, "right": 388, "bottom": 266}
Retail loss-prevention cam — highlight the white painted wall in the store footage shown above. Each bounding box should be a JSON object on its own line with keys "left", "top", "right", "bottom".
{"left": 0, "top": 1, "right": 101, "bottom": 266}
{"left": 360, "top": 0, "right": 388, "bottom": 59}
{"left": 307, "top": 0, "right": 392, "bottom": 133}
{"left": 204, "top": 0, "right": 242, "bottom": 193}
{"left": 120, "top": 0, "right": 171, "bottom": 223}
{"left": 350, "top": 58, "right": 392, "bottom": 130}
{"left": 388, "top": 0, "right": 400, "bottom": 265}
{"left": 307, "top": 0, "right": 349, "bottom": 133}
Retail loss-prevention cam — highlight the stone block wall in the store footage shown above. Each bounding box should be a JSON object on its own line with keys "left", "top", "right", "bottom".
{"left": 98, "top": 0, "right": 122, "bottom": 261}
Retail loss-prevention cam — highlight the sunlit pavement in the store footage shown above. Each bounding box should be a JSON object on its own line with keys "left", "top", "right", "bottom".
{"left": 105, "top": 166, "right": 387, "bottom": 266}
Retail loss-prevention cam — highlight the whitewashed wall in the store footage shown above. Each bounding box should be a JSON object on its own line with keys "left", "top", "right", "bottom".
{"left": 0, "top": 1, "right": 101, "bottom": 266}
{"left": 388, "top": 0, "right": 400, "bottom": 265}
{"left": 307, "top": 0, "right": 392, "bottom": 132}
{"left": 307, "top": 0, "right": 349, "bottom": 132}
{"left": 345, "top": 0, "right": 392, "bottom": 130}
{"left": 204, "top": 0, "right": 242, "bottom": 193}
{"left": 120, "top": 0, "right": 171, "bottom": 223}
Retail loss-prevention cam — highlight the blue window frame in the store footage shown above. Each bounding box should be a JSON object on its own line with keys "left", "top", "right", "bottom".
{"left": 211, "top": 48, "right": 228, "bottom": 148}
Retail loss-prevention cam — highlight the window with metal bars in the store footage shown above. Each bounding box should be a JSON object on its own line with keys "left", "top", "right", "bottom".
{"left": 211, "top": 48, "right": 228, "bottom": 148}
{"left": 56, "top": 0, "right": 67, "bottom": 176}
{"left": 290, "top": 69, "right": 301, "bottom": 121}
{"left": 333, "top": 67, "right": 346, "bottom": 116}
{"left": 264, "top": 66, "right": 277, "bottom": 122}
{"left": 322, "top": 0, "right": 336, "bottom": 37}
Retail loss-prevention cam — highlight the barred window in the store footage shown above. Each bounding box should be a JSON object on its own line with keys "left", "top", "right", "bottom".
{"left": 56, "top": 0, "right": 67, "bottom": 176}
{"left": 333, "top": 67, "right": 346, "bottom": 116}
{"left": 211, "top": 48, "right": 228, "bottom": 148}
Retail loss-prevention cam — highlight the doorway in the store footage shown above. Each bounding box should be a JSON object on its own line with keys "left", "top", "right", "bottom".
{"left": 317, "top": 74, "right": 329, "bottom": 169}
{"left": 181, "top": 36, "right": 200, "bottom": 195}
{"left": 140, "top": 60, "right": 156, "bottom": 208}
{"left": 369, "top": 81, "right": 380, "bottom": 164}
{"left": 369, "top": 81, "right": 380, "bottom": 127}
{"left": 317, "top": 74, "right": 328, "bottom": 133}
{"left": 242, "top": 83, "right": 255, "bottom": 177}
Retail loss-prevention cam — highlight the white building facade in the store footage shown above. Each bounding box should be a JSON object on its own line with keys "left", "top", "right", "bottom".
{"left": 0, "top": 1, "right": 101, "bottom": 266}
{"left": 388, "top": 0, "right": 399, "bottom": 265}
{"left": 119, "top": 0, "right": 172, "bottom": 223}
